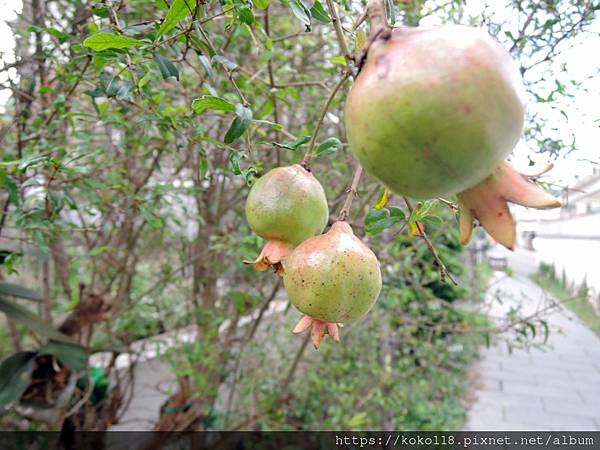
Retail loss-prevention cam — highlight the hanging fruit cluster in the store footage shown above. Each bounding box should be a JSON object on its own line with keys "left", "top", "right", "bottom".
{"left": 244, "top": 19, "right": 561, "bottom": 348}
{"left": 245, "top": 164, "right": 382, "bottom": 348}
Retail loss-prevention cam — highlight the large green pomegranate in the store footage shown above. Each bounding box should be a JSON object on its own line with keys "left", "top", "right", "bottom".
{"left": 283, "top": 221, "right": 382, "bottom": 347}
{"left": 245, "top": 164, "right": 329, "bottom": 273}
{"left": 345, "top": 25, "right": 526, "bottom": 199}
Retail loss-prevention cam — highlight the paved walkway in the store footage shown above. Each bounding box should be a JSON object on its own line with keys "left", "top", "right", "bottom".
{"left": 465, "top": 248, "right": 600, "bottom": 430}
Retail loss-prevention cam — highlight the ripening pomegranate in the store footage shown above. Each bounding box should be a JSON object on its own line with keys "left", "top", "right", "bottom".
{"left": 283, "top": 221, "right": 382, "bottom": 348}
{"left": 345, "top": 25, "right": 560, "bottom": 249}
{"left": 245, "top": 164, "right": 329, "bottom": 274}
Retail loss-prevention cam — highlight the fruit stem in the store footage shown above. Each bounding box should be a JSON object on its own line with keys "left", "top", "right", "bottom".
{"left": 338, "top": 165, "right": 363, "bottom": 221}
{"left": 403, "top": 197, "right": 458, "bottom": 285}
{"left": 356, "top": 0, "right": 392, "bottom": 71}
{"left": 367, "top": 0, "right": 388, "bottom": 33}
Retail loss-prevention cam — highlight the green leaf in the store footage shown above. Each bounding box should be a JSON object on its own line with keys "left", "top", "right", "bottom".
{"left": 237, "top": 5, "right": 255, "bottom": 25}
{"left": 140, "top": 205, "right": 164, "bottom": 229}
{"left": 198, "top": 54, "right": 215, "bottom": 79}
{"left": 0, "top": 296, "right": 74, "bottom": 343}
{"left": 330, "top": 55, "right": 346, "bottom": 65}
{"left": 271, "top": 135, "right": 310, "bottom": 151}
{"left": 374, "top": 188, "right": 390, "bottom": 210}
{"left": 45, "top": 27, "right": 70, "bottom": 43}
{"left": 154, "top": 54, "right": 179, "bottom": 80}
{"left": 138, "top": 72, "right": 152, "bottom": 89}
{"left": 4, "top": 177, "right": 19, "bottom": 207}
{"left": 0, "top": 282, "right": 42, "bottom": 302}
{"left": 310, "top": 0, "right": 330, "bottom": 23}
{"left": 83, "top": 32, "right": 143, "bottom": 51}
{"left": 224, "top": 105, "right": 253, "bottom": 144}
{"left": 316, "top": 136, "right": 342, "bottom": 157}
{"left": 192, "top": 95, "right": 236, "bottom": 114}
{"left": 289, "top": 0, "right": 311, "bottom": 29}
{"left": 385, "top": 0, "right": 395, "bottom": 25}
{"left": 212, "top": 54, "right": 238, "bottom": 71}
{"left": 364, "top": 207, "right": 405, "bottom": 235}
{"left": 254, "top": 0, "right": 270, "bottom": 9}
{"left": 38, "top": 341, "right": 88, "bottom": 372}
{"left": 0, "top": 352, "right": 36, "bottom": 407}
{"left": 229, "top": 150, "right": 246, "bottom": 175}
{"left": 157, "top": 0, "right": 195, "bottom": 38}
{"left": 348, "top": 411, "right": 368, "bottom": 428}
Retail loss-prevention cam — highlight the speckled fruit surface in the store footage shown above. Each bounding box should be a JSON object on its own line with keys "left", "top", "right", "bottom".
{"left": 245, "top": 164, "right": 329, "bottom": 246}
{"left": 283, "top": 221, "right": 382, "bottom": 324}
{"left": 345, "top": 25, "right": 526, "bottom": 198}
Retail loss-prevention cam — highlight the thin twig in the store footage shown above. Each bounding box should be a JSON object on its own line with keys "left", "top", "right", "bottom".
{"left": 324, "top": 0, "right": 354, "bottom": 66}
{"left": 300, "top": 69, "right": 351, "bottom": 169}
{"left": 403, "top": 197, "right": 458, "bottom": 285}
{"left": 338, "top": 165, "right": 363, "bottom": 222}
{"left": 195, "top": 24, "right": 250, "bottom": 107}
{"left": 279, "top": 332, "right": 311, "bottom": 398}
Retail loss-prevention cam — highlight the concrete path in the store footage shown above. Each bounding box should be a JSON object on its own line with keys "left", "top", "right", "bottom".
{"left": 465, "top": 248, "right": 600, "bottom": 430}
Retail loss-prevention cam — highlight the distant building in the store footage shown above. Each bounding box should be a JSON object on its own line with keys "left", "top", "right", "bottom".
{"left": 515, "top": 169, "right": 600, "bottom": 309}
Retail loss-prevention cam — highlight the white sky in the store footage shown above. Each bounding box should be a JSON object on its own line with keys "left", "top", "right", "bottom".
{"left": 0, "top": 0, "right": 597, "bottom": 186}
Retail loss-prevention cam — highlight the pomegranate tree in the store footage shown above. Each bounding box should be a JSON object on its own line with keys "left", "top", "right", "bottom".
{"left": 283, "top": 221, "right": 382, "bottom": 348}
{"left": 345, "top": 25, "right": 560, "bottom": 248}
{"left": 245, "top": 164, "right": 329, "bottom": 274}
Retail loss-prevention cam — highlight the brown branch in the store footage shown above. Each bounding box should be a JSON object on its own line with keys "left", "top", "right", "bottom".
{"left": 324, "top": 0, "right": 354, "bottom": 66}
{"left": 279, "top": 332, "right": 311, "bottom": 399}
{"left": 300, "top": 69, "right": 351, "bottom": 169}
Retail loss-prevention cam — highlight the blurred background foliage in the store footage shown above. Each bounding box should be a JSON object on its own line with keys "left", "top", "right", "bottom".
{"left": 0, "top": 0, "right": 596, "bottom": 431}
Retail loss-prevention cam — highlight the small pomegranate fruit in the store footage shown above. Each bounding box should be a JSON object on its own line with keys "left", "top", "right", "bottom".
{"left": 283, "top": 221, "right": 382, "bottom": 348}
{"left": 245, "top": 164, "right": 329, "bottom": 274}
{"left": 345, "top": 25, "right": 560, "bottom": 248}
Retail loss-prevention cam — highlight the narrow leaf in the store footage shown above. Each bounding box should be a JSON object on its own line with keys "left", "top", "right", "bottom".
{"left": 254, "top": 0, "right": 270, "bottom": 9}
{"left": 316, "top": 136, "right": 342, "bottom": 157}
{"left": 4, "top": 177, "right": 19, "bottom": 207}
{"left": 364, "top": 207, "right": 405, "bottom": 235}
{"left": 212, "top": 54, "right": 238, "bottom": 71}
{"left": 289, "top": 0, "right": 311, "bottom": 28}
{"left": 224, "top": 105, "right": 253, "bottom": 144}
{"left": 38, "top": 342, "right": 88, "bottom": 372}
{"left": 385, "top": 0, "right": 395, "bottom": 25}
{"left": 83, "top": 32, "right": 143, "bottom": 51}
{"left": 0, "top": 352, "right": 36, "bottom": 407}
{"left": 310, "top": 0, "right": 330, "bottom": 23}
{"left": 374, "top": 189, "right": 390, "bottom": 210}
{"left": 237, "top": 5, "right": 255, "bottom": 25}
{"left": 271, "top": 135, "right": 310, "bottom": 151}
{"left": 0, "top": 296, "right": 74, "bottom": 343}
{"left": 330, "top": 55, "right": 347, "bottom": 65}
{"left": 0, "top": 282, "right": 42, "bottom": 302}
{"left": 192, "top": 95, "right": 236, "bottom": 114}
{"left": 154, "top": 54, "right": 179, "bottom": 80}
{"left": 157, "top": 0, "right": 195, "bottom": 38}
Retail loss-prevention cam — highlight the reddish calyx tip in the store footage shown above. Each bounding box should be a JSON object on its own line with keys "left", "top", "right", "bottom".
{"left": 292, "top": 315, "right": 341, "bottom": 349}
{"left": 458, "top": 162, "right": 561, "bottom": 250}
{"left": 243, "top": 240, "right": 294, "bottom": 276}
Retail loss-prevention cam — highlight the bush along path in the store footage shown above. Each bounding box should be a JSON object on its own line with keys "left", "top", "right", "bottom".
{"left": 465, "top": 249, "right": 600, "bottom": 431}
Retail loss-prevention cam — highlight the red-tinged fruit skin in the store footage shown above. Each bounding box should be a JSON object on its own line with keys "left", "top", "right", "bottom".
{"left": 244, "top": 164, "right": 329, "bottom": 274}
{"left": 458, "top": 163, "right": 561, "bottom": 250}
{"left": 345, "top": 25, "right": 526, "bottom": 198}
{"left": 283, "top": 221, "right": 382, "bottom": 348}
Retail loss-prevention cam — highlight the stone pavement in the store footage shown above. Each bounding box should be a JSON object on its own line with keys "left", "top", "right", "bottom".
{"left": 465, "top": 248, "right": 600, "bottom": 430}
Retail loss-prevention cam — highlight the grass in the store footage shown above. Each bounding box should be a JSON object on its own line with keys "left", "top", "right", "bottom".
{"left": 532, "top": 273, "right": 600, "bottom": 338}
